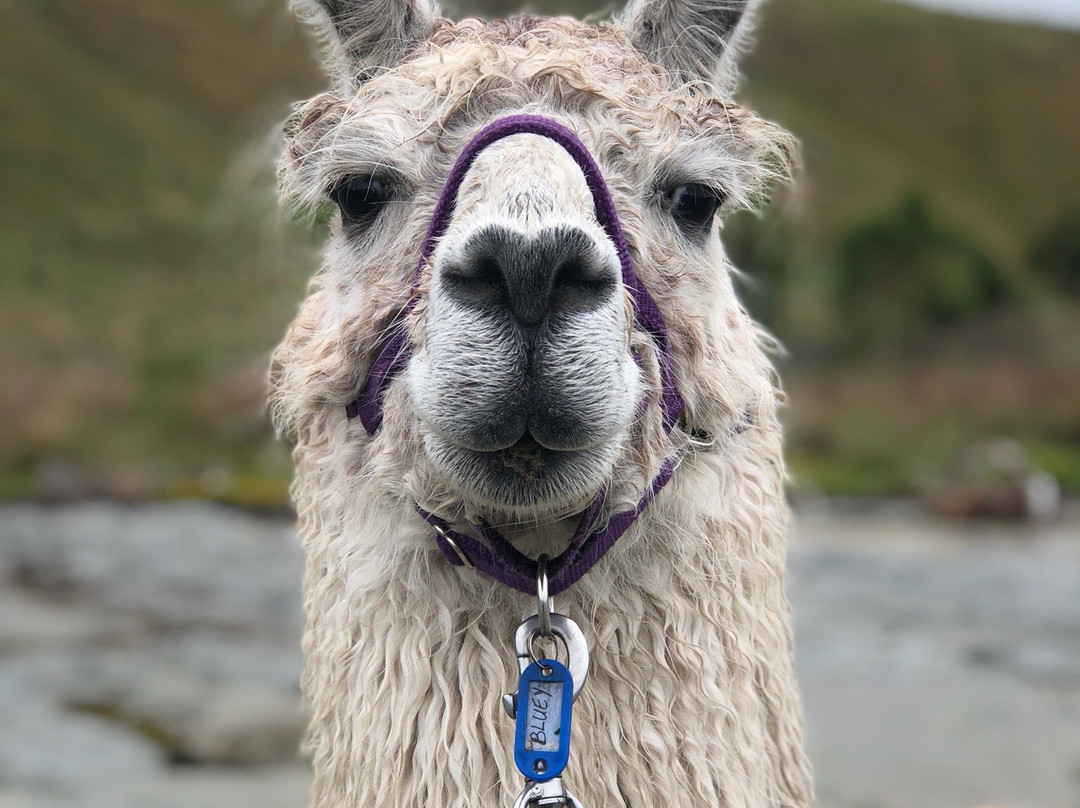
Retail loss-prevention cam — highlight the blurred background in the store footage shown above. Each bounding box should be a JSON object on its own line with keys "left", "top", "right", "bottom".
{"left": 0, "top": 0, "right": 1077, "bottom": 806}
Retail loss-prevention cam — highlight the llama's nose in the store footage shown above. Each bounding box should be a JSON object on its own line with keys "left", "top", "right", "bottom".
{"left": 441, "top": 225, "right": 619, "bottom": 329}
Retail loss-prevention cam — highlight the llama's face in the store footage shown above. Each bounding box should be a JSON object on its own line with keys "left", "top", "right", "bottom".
{"left": 276, "top": 5, "right": 794, "bottom": 524}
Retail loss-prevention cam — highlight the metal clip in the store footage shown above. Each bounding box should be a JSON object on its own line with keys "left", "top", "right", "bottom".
{"left": 502, "top": 613, "right": 589, "bottom": 718}
{"left": 505, "top": 564, "right": 589, "bottom": 808}
{"left": 512, "top": 778, "right": 584, "bottom": 808}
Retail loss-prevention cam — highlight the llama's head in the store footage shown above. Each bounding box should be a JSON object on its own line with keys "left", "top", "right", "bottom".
{"left": 274, "top": 0, "right": 795, "bottom": 530}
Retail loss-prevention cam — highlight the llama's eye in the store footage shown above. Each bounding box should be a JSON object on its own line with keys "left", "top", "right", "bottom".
{"left": 666, "top": 183, "right": 723, "bottom": 233}
{"left": 330, "top": 176, "right": 394, "bottom": 224}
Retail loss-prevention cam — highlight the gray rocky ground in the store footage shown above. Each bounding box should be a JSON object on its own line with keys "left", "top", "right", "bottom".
{"left": 0, "top": 500, "right": 1077, "bottom": 808}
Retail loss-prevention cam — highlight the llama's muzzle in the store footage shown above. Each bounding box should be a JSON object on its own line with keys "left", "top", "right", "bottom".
{"left": 346, "top": 113, "right": 684, "bottom": 436}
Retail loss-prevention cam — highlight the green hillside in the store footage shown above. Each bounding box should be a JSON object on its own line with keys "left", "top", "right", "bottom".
{"left": 0, "top": 0, "right": 322, "bottom": 499}
{"left": 747, "top": 0, "right": 1080, "bottom": 264}
{"left": 1, "top": 0, "right": 1077, "bottom": 501}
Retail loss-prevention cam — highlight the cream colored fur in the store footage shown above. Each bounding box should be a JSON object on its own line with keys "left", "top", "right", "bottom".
{"left": 273, "top": 5, "right": 811, "bottom": 807}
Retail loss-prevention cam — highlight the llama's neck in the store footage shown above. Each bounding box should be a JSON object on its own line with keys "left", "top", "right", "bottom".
{"left": 295, "top": 423, "right": 811, "bottom": 808}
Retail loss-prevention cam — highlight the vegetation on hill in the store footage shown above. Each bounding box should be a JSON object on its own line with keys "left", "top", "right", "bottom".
{"left": 1, "top": 0, "right": 1077, "bottom": 502}
{"left": 0, "top": 0, "right": 321, "bottom": 501}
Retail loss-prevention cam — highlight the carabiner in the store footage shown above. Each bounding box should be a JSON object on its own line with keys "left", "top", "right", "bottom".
{"left": 512, "top": 778, "right": 584, "bottom": 808}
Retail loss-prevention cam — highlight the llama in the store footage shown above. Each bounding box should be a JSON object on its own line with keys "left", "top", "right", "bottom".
{"left": 271, "top": 0, "right": 811, "bottom": 805}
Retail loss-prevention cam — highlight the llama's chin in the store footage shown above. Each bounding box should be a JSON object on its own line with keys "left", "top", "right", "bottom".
{"left": 422, "top": 431, "right": 619, "bottom": 518}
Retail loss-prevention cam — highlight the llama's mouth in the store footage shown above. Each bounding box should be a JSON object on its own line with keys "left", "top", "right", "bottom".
{"left": 503, "top": 428, "right": 601, "bottom": 456}
{"left": 422, "top": 428, "right": 618, "bottom": 516}
{"left": 504, "top": 431, "right": 543, "bottom": 457}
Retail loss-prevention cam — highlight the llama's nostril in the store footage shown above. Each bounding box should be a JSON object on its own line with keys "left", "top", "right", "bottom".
{"left": 443, "top": 254, "right": 506, "bottom": 290}
{"left": 441, "top": 253, "right": 510, "bottom": 312}
{"left": 555, "top": 257, "right": 586, "bottom": 287}
{"left": 471, "top": 255, "right": 504, "bottom": 286}
{"left": 554, "top": 254, "right": 617, "bottom": 298}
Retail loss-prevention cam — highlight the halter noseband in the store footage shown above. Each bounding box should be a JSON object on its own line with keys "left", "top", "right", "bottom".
{"left": 345, "top": 114, "right": 685, "bottom": 596}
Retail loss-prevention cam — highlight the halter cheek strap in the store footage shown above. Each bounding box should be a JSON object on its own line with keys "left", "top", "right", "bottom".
{"left": 345, "top": 114, "right": 686, "bottom": 596}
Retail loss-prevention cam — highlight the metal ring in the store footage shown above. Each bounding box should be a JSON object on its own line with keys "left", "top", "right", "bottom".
{"left": 536, "top": 554, "right": 554, "bottom": 637}
{"left": 432, "top": 523, "right": 472, "bottom": 568}
{"left": 528, "top": 631, "right": 564, "bottom": 673}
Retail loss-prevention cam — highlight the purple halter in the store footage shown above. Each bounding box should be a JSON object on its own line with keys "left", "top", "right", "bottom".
{"left": 346, "top": 114, "right": 685, "bottom": 596}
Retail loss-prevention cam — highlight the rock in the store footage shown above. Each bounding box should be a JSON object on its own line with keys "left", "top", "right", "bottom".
{"left": 5, "top": 638, "right": 305, "bottom": 766}
{"left": 789, "top": 501, "right": 1080, "bottom": 808}
{"left": 0, "top": 590, "right": 143, "bottom": 653}
{"left": 0, "top": 502, "right": 303, "bottom": 633}
{"left": 110, "top": 766, "right": 311, "bottom": 808}
{"left": 926, "top": 439, "right": 1062, "bottom": 521}
{"left": 30, "top": 460, "right": 95, "bottom": 502}
{"left": 0, "top": 766, "right": 312, "bottom": 808}
{"left": 0, "top": 699, "right": 165, "bottom": 790}
{"left": 179, "top": 683, "right": 308, "bottom": 765}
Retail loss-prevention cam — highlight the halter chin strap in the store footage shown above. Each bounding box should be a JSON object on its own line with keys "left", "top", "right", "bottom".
{"left": 345, "top": 113, "right": 686, "bottom": 596}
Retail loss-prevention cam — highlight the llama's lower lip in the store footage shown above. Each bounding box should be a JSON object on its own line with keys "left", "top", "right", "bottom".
{"left": 469, "top": 432, "right": 558, "bottom": 456}
{"left": 423, "top": 431, "right": 617, "bottom": 514}
{"left": 509, "top": 430, "right": 601, "bottom": 454}
{"left": 460, "top": 429, "right": 585, "bottom": 455}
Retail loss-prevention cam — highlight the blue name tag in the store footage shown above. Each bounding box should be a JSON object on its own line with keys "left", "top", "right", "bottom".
{"left": 513, "top": 659, "right": 573, "bottom": 781}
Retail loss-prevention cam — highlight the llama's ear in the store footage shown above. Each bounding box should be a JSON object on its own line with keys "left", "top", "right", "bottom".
{"left": 619, "top": 0, "right": 758, "bottom": 91}
{"left": 291, "top": 0, "right": 439, "bottom": 89}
